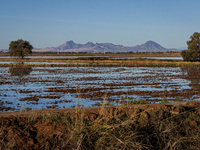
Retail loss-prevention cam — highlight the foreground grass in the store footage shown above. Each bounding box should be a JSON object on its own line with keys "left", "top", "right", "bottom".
{"left": 0, "top": 102, "right": 200, "bottom": 149}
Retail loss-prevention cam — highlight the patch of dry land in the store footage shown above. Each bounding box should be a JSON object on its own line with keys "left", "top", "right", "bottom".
{"left": 0, "top": 102, "right": 200, "bottom": 149}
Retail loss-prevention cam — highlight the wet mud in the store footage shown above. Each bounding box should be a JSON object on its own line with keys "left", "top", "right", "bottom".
{"left": 0, "top": 67, "right": 200, "bottom": 111}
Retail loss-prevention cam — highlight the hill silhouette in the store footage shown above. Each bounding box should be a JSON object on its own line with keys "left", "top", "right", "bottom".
{"left": 1, "top": 41, "right": 179, "bottom": 53}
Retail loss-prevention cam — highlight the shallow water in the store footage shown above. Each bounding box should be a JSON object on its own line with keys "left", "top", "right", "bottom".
{"left": 0, "top": 66, "right": 199, "bottom": 112}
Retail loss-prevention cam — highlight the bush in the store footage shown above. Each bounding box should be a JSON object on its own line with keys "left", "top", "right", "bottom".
{"left": 181, "top": 32, "right": 200, "bottom": 62}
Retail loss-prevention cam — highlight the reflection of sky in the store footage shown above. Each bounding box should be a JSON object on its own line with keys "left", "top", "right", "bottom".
{"left": 0, "top": 67, "right": 193, "bottom": 112}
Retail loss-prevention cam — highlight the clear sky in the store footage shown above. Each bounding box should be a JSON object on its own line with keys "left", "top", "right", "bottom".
{"left": 0, "top": 0, "right": 199, "bottom": 49}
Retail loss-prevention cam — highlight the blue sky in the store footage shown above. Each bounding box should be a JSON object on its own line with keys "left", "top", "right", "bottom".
{"left": 0, "top": 0, "right": 199, "bottom": 49}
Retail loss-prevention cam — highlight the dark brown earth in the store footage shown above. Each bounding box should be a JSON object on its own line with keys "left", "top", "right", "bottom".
{"left": 0, "top": 101, "right": 200, "bottom": 149}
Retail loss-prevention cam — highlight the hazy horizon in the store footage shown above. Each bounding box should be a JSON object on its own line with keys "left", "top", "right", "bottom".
{"left": 1, "top": 0, "right": 199, "bottom": 49}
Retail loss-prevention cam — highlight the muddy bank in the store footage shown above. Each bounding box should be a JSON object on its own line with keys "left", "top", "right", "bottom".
{"left": 0, "top": 101, "right": 200, "bottom": 149}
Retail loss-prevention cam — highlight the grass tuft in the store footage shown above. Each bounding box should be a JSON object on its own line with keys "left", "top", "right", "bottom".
{"left": 1, "top": 102, "right": 200, "bottom": 149}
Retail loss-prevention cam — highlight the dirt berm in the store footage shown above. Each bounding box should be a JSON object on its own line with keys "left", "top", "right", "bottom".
{"left": 0, "top": 102, "right": 200, "bottom": 150}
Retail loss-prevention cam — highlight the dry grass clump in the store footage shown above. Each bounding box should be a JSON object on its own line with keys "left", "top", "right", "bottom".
{"left": 0, "top": 103, "right": 200, "bottom": 149}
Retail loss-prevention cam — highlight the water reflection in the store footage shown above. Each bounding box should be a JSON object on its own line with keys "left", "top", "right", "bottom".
{"left": 0, "top": 67, "right": 197, "bottom": 112}
{"left": 181, "top": 68, "right": 200, "bottom": 86}
{"left": 9, "top": 66, "right": 32, "bottom": 77}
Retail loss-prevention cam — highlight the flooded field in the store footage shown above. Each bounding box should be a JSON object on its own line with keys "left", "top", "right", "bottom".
{"left": 0, "top": 66, "right": 200, "bottom": 112}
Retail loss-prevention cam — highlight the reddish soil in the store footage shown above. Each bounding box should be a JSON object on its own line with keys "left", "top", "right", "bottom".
{"left": 0, "top": 101, "right": 200, "bottom": 149}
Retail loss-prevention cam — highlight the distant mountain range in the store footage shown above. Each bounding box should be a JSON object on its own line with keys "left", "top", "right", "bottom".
{"left": 1, "top": 40, "right": 181, "bottom": 53}
{"left": 0, "top": 49, "right": 9, "bottom": 52}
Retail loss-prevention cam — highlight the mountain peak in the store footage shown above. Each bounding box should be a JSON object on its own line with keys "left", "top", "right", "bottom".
{"left": 57, "top": 40, "right": 76, "bottom": 50}
{"left": 145, "top": 40, "right": 157, "bottom": 44}
{"left": 143, "top": 40, "right": 167, "bottom": 51}
{"left": 31, "top": 40, "right": 179, "bottom": 53}
{"left": 66, "top": 40, "right": 75, "bottom": 43}
{"left": 84, "top": 42, "right": 95, "bottom": 47}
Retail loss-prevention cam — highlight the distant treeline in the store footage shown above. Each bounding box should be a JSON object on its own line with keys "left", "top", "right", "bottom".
{"left": 30, "top": 51, "right": 179, "bottom": 54}
{"left": 0, "top": 51, "right": 180, "bottom": 55}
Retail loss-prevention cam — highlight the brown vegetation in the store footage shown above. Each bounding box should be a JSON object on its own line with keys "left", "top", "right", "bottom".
{"left": 0, "top": 102, "right": 200, "bottom": 149}
{"left": 1, "top": 57, "right": 200, "bottom": 68}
